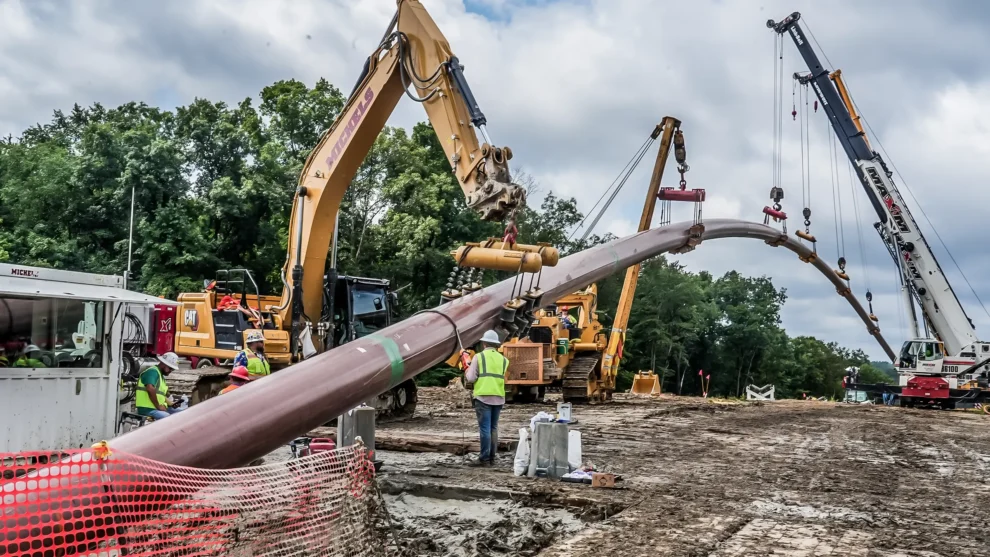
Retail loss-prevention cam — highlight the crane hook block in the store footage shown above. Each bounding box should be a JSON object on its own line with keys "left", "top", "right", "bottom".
{"left": 763, "top": 206, "right": 787, "bottom": 220}
{"left": 673, "top": 130, "right": 687, "bottom": 166}
{"left": 795, "top": 230, "right": 816, "bottom": 243}
{"left": 869, "top": 313, "right": 879, "bottom": 322}
{"left": 473, "top": 239, "right": 559, "bottom": 267}
{"left": 451, "top": 246, "right": 544, "bottom": 273}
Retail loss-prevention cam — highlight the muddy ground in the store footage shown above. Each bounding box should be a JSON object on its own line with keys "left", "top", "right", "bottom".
{"left": 328, "top": 387, "right": 990, "bottom": 556}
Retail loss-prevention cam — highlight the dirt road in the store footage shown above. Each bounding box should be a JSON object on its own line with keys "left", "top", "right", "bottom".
{"left": 367, "top": 388, "right": 990, "bottom": 556}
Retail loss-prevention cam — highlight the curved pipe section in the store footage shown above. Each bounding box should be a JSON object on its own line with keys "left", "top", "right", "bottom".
{"left": 112, "top": 219, "right": 893, "bottom": 468}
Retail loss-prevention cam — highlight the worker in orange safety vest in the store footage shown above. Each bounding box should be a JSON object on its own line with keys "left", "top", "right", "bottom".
{"left": 220, "top": 366, "right": 252, "bottom": 395}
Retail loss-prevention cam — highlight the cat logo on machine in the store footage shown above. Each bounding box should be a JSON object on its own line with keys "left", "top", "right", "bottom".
{"left": 183, "top": 309, "right": 199, "bottom": 331}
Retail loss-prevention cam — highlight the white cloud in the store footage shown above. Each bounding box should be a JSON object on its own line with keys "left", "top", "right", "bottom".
{"left": 2, "top": 0, "right": 989, "bottom": 359}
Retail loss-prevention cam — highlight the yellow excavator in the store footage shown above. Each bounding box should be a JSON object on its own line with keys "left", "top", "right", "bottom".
{"left": 169, "top": 0, "right": 531, "bottom": 414}
{"left": 494, "top": 117, "right": 704, "bottom": 403}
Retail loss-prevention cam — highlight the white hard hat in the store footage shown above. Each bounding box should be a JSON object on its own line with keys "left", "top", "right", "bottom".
{"left": 25, "top": 344, "right": 41, "bottom": 353}
{"left": 157, "top": 352, "right": 180, "bottom": 370}
{"left": 245, "top": 330, "right": 265, "bottom": 344}
{"left": 480, "top": 330, "right": 501, "bottom": 346}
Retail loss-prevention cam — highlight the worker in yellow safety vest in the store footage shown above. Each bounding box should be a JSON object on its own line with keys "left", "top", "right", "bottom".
{"left": 219, "top": 365, "right": 253, "bottom": 395}
{"left": 13, "top": 344, "right": 46, "bottom": 368}
{"left": 234, "top": 330, "right": 270, "bottom": 379}
{"left": 136, "top": 352, "right": 184, "bottom": 420}
{"left": 464, "top": 329, "right": 508, "bottom": 467}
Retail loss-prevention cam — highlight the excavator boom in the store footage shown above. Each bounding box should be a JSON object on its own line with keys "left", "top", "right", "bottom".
{"left": 278, "top": 0, "right": 525, "bottom": 352}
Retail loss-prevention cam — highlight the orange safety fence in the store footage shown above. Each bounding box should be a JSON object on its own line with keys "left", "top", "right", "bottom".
{"left": 1, "top": 442, "right": 378, "bottom": 557}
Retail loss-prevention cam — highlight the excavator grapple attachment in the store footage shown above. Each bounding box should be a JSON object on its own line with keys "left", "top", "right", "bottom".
{"left": 630, "top": 370, "right": 662, "bottom": 396}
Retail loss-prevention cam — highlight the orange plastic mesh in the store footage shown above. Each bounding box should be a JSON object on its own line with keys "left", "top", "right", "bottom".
{"left": 1, "top": 444, "right": 378, "bottom": 557}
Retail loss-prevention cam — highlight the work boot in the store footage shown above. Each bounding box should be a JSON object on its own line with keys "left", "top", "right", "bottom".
{"left": 467, "top": 459, "right": 490, "bottom": 468}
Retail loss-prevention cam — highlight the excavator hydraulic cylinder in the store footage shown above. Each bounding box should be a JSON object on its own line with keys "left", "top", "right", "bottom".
{"left": 452, "top": 246, "right": 544, "bottom": 273}
{"left": 570, "top": 342, "right": 602, "bottom": 352}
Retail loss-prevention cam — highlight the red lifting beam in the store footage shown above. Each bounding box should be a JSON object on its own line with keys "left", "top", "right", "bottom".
{"left": 658, "top": 187, "right": 706, "bottom": 202}
{"left": 110, "top": 219, "right": 894, "bottom": 468}
{"left": 763, "top": 206, "right": 787, "bottom": 220}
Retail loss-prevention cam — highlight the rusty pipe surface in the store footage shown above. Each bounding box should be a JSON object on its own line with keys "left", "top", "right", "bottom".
{"left": 111, "top": 219, "right": 893, "bottom": 468}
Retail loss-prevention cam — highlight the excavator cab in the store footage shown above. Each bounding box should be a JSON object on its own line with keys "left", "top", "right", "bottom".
{"left": 175, "top": 269, "right": 291, "bottom": 368}
{"left": 326, "top": 276, "right": 397, "bottom": 347}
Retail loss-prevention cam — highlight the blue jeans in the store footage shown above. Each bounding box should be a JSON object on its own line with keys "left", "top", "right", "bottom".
{"left": 474, "top": 400, "right": 502, "bottom": 462}
{"left": 139, "top": 407, "right": 183, "bottom": 420}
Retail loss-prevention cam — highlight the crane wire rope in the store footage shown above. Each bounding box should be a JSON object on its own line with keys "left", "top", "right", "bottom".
{"left": 567, "top": 134, "right": 656, "bottom": 242}
{"left": 828, "top": 122, "right": 846, "bottom": 261}
{"left": 846, "top": 161, "right": 872, "bottom": 293}
{"left": 772, "top": 34, "right": 785, "bottom": 195}
{"left": 797, "top": 80, "right": 806, "bottom": 211}
{"left": 892, "top": 256, "right": 908, "bottom": 339}
{"left": 805, "top": 16, "right": 990, "bottom": 323}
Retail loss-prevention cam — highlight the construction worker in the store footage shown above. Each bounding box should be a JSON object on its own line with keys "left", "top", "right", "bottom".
{"left": 464, "top": 330, "right": 508, "bottom": 467}
{"left": 220, "top": 366, "right": 252, "bottom": 395}
{"left": 13, "top": 345, "right": 46, "bottom": 368}
{"left": 0, "top": 347, "right": 9, "bottom": 367}
{"left": 234, "top": 330, "right": 270, "bottom": 379}
{"left": 136, "top": 352, "right": 183, "bottom": 420}
{"left": 559, "top": 306, "right": 577, "bottom": 329}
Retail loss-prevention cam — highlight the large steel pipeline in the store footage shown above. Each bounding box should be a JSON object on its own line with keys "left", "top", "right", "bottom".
{"left": 111, "top": 219, "right": 894, "bottom": 468}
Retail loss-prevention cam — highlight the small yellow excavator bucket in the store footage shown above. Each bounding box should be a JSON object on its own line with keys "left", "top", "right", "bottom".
{"left": 630, "top": 370, "right": 662, "bottom": 396}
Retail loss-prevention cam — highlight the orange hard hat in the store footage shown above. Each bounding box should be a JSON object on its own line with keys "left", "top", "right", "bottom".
{"left": 230, "top": 366, "right": 251, "bottom": 381}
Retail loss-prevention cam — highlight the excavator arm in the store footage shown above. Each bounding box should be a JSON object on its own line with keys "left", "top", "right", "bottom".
{"left": 601, "top": 117, "right": 686, "bottom": 384}
{"left": 276, "top": 0, "right": 526, "bottom": 355}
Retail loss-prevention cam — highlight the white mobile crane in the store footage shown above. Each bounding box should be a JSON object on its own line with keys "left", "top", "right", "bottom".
{"left": 769, "top": 12, "right": 990, "bottom": 408}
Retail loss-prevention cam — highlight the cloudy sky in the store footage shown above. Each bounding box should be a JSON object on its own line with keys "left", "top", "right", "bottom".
{"left": 3, "top": 0, "right": 989, "bottom": 360}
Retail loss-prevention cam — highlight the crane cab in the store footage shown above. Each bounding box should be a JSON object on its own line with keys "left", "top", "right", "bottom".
{"left": 896, "top": 339, "right": 946, "bottom": 378}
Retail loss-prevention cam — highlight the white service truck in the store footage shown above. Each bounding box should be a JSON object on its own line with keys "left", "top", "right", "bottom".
{"left": 0, "top": 263, "right": 176, "bottom": 452}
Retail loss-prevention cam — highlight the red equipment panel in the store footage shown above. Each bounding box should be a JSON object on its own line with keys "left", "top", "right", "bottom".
{"left": 902, "top": 376, "right": 950, "bottom": 399}
{"left": 154, "top": 304, "right": 177, "bottom": 356}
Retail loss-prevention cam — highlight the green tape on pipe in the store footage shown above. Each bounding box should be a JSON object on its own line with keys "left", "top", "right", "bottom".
{"left": 366, "top": 334, "right": 405, "bottom": 388}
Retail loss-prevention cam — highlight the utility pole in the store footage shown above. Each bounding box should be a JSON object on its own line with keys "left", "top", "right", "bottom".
{"left": 124, "top": 184, "right": 135, "bottom": 289}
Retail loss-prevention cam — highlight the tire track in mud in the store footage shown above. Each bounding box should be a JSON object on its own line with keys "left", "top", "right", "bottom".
{"left": 369, "top": 391, "right": 990, "bottom": 556}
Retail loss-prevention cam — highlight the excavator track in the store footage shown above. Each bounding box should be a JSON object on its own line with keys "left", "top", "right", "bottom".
{"left": 168, "top": 366, "right": 231, "bottom": 406}
{"left": 561, "top": 354, "right": 602, "bottom": 404}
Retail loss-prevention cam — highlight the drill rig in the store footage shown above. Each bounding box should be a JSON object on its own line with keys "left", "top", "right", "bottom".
{"left": 770, "top": 13, "right": 990, "bottom": 408}
{"left": 489, "top": 117, "right": 704, "bottom": 403}
{"left": 171, "top": 0, "right": 529, "bottom": 414}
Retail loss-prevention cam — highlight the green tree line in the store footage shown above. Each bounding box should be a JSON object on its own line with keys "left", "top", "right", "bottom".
{"left": 0, "top": 79, "right": 884, "bottom": 397}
